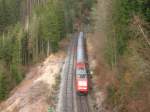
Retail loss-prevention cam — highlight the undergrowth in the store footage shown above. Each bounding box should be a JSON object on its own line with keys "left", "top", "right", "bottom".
{"left": 104, "top": 0, "right": 150, "bottom": 112}
{"left": 89, "top": 0, "right": 150, "bottom": 112}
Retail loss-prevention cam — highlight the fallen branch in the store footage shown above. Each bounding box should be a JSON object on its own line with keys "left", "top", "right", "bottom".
{"left": 137, "top": 24, "right": 150, "bottom": 46}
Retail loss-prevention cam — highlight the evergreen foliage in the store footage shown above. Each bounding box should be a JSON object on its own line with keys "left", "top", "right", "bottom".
{"left": 106, "top": 0, "right": 150, "bottom": 67}
{"left": 0, "top": 0, "right": 21, "bottom": 32}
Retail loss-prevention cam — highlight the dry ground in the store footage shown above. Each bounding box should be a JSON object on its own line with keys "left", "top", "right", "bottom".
{"left": 0, "top": 51, "right": 66, "bottom": 112}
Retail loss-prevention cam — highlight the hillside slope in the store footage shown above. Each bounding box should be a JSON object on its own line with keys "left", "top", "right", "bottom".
{"left": 0, "top": 51, "right": 65, "bottom": 112}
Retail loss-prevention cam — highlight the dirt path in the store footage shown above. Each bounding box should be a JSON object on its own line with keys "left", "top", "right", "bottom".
{"left": 0, "top": 51, "right": 65, "bottom": 112}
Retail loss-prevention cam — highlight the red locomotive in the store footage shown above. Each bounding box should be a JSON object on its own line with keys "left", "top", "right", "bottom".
{"left": 76, "top": 32, "right": 88, "bottom": 95}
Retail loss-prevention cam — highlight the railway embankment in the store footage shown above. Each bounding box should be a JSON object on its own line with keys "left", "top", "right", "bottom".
{"left": 0, "top": 51, "right": 66, "bottom": 112}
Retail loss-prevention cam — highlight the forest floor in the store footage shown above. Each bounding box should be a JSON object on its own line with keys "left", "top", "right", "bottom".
{"left": 86, "top": 32, "right": 109, "bottom": 112}
{"left": 0, "top": 47, "right": 67, "bottom": 112}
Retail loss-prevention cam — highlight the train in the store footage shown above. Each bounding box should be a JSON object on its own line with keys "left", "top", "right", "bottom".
{"left": 76, "top": 32, "right": 88, "bottom": 95}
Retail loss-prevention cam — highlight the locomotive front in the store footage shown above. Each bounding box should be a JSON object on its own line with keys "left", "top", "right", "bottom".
{"left": 76, "top": 32, "right": 88, "bottom": 95}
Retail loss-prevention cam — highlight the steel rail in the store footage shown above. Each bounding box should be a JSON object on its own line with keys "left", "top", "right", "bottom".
{"left": 57, "top": 33, "right": 90, "bottom": 112}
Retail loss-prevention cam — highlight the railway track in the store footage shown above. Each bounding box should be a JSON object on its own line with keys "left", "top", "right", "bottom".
{"left": 65, "top": 37, "right": 76, "bottom": 112}
{"left": 77, "top": 96, "right": 90, "bottom": 112}
{"left": 57, "top": 34, "right": 90, "bottom": 112}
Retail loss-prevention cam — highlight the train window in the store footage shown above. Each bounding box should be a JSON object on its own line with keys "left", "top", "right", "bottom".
{"left": 76, "top": 69, "right": 87, "bottom": 75}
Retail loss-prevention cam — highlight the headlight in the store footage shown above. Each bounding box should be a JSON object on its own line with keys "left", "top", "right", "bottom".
{"left": 78, "top": 81, "right": 87, "bottom": 86}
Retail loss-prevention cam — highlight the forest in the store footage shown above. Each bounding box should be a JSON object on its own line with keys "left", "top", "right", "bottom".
{"left": 106, "top": 0, "right": 150, "bottom": 66}
{"left": 0, "top": 0, "right": 93, "bottom": 100}
{"left": 104, "top": 0, "right": 150, "bottom": 111}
